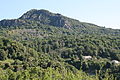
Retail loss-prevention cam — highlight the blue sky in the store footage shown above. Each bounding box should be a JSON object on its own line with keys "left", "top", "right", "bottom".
{"left": 0, "top": 0, "right": 120, "bottom": 29}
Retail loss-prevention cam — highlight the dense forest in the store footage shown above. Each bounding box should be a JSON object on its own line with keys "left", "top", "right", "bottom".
{"left": 0, "top": 9, "right": 120, "bottom": 80}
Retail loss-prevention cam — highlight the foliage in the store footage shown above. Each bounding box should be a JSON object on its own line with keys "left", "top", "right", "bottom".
{"left": 0, "top": 9, "right": 120, "bottom": 80}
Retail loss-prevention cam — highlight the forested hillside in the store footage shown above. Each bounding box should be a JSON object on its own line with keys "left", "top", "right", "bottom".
{"left": 0, "top": 9, "right": 120, "bottom": 80}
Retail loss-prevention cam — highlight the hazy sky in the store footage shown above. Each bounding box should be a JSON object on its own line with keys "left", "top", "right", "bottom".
{"left": 0, "top": 0, "right": 120, "bottom": 29}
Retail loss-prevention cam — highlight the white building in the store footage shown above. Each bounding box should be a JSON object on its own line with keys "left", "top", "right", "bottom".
{"left": 111, "top": 60, "right": 120, "bottom": 64}
{"left": 83, "top": 56, "right": 92, "bottom": 60}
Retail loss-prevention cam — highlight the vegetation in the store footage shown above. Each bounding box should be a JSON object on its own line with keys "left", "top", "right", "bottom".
{"left": 0, "top": 9, "right": 120, "bottom": 80}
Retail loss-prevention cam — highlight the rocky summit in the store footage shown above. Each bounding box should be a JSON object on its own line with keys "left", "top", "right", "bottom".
{"left": 0, "top": 9, "right": 120, "bottom": 36}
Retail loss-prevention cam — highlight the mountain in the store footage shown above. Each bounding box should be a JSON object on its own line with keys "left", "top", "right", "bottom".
{"left": 0, "top": 9, "right": 120, "bottom": 80}
{"left": 0, "top": 9, "right": 102, "bottom": 29}
{"left": 0, "top": 9, "right": 80, "bottom": 28}
{"left": 0, "top": 9, "right": 120, "bottom": 36}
